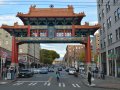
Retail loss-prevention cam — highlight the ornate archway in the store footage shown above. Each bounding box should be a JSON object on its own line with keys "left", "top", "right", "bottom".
{"left": 1, "top": 5, "right": 100, "bottom": 68}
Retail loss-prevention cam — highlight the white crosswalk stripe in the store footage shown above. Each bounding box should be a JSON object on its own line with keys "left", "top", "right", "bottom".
{"left": 13, "top": 83, "right": 23, "bottom": 86}
{"left": 72, "top": 84, "right": 81, "bottom": 88}
{"left": 44, "top": 82, "right": 51, "bottom": 86}
{"left": 76, "top": 84, "right": 81, "bottom": 88}
{"left": 47, "top": 82, "right": 51, "bottom": 86}
{"left": 63, "top": 83, "right": 65, "bottom": 87}
{"left": 58, "top": 83, "right": 65, "bottom": 87}
{"left": 13, "top": 82, "right": 81, "bottom": 88}
{"left": 72, "top": 84, "right": 76, "bottom": 87}
{"left": 28, "top": 83, "right": 37, "bottom": 86}
{"left": 59, "top": 83, "right": 61, "bottom": 87}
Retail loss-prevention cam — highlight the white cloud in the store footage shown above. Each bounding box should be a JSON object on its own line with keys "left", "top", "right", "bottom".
{"left": 41, "top": 43, "right": 80, "bottom": 57}
{"left": 0, "top": 0, "right": 4, "bottom": 4}
{"left": 81, "top": 21, "right": 98, "bottom": 25}
{"left": 0, "top": 15, "right": 23, "bottom": 26}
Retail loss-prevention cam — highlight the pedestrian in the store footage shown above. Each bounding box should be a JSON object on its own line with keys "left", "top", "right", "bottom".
{"left": 87, "top": 69, "right": 92, "bottom": 85}
{"left": 56, "top": 70, "right": 60, "bottom": 82}
{"left": 101, "top": 70, "right": 105, "bottom": 79}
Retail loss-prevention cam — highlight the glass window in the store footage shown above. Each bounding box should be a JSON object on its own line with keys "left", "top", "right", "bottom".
{"left": 106, "top": 4, "right": 109, "bottom": 12}
{"left": 99, "top": 13, "right": 101, "bottom": 21}
{"left": 103, "top": 23, "right": 105, "bottom": 32}
{"left": 116, "top": 29, "right": 118, "bottom": 40}
{"left": 117, "top": 8, "right": 120, "bottom": 19}
{"left": 40, "top": 32, "right": 46, "bottom": 37}
{"left": 108, "top": 1, "right": 110, "bottom": 11}
{"left": 102, "top": 9, "right": 104, "bottom": 17}
{"left": 114, "top": 11, "right": 117, "bottom": 22}
{"left": 119, "top": 27, "right": 120, "bottom": 39}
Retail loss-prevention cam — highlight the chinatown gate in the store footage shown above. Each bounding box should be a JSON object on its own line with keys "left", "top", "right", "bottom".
{"left": 1, "top": 5, "right": 100, "bottom": 69}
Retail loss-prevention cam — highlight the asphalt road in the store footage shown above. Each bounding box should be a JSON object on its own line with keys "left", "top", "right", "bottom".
{"left": 0, "top": 69, "right": 114, "bottom": 90}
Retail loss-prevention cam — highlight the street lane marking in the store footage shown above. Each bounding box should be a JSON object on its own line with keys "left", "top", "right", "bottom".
{"left": 28, "top": 83, "right": 34, "bottom": 86}
{"left": 44, "top": 82, "right": 47, "bottom": 86}
{"left": 47, "top": 82, "right": 51, "bottom": 86}
{"left": 59, "top": 83, "right": 61, "bottom": 87}
{"left": 32, "top": 83, "right": 37, "bottom": 86}
{"left": 17, "top": 81, "right": 48, "bottom": 83}
{"left": 76, "top": 84, "right": 81, "bottom": 88}
{"left": 44, "top": 82, "right": 51, "bottom": 86}
{"left": 63, "top": 83, "right": 65, "bottom": 87}
{"left": 13, "top": 83, "right": 23, "bottom": 86}
{"left": 72, "top": 84, "right": 76, "bottom": 87}
{"left": 58, "top": 83, "right": 65, "bottom": 87}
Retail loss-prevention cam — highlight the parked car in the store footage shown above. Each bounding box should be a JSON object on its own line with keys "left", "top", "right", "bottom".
{"left": 39, "top": 68, "right": 48, "bottom": 74}
{"left": 65, "top": 68, "right": 69, "bottom": 72}
{"left": 18, "top": 69, "right": 33, "bottom": 78}
{"left": 48, "top": 68, "right": 54, "bottom": 72}
{"left": 33, "top": 68, "right": 41, "bottom": 74}
{"left": 58, "top": 67, "right": 62, "bottom": 71}
{"left": 68, "top": 68, "right": 76, "bottom": 75}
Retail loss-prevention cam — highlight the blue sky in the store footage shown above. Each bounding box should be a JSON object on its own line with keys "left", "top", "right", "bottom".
{"left": 0, "top": 0, "right": 98, "bottom": 58}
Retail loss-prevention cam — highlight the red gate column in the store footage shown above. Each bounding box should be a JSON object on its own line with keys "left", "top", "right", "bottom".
{"left": 11, "top": 36, "right": 16, "bottom": 67}
{"left": 85, "top": 44, "right": 88, "bottom": 63}
{"left": 72, "top": 25, "right": 75, "bottom": 36}
{"left": 15, "top": 43, "right": 19, "bottom": 64}
{"left": 86, "top": 35, "right": 91, "bottom": 63}
{"left": 27, "top": 25, "right": 31, "bottom": 37}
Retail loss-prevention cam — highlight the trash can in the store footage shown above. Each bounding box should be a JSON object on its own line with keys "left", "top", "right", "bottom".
{"left": 7, "top": 72, "right": 11, "bottom": 80}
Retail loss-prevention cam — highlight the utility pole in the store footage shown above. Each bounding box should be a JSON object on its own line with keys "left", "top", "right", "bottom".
{"left": 34, "top": 44, "right": 35, "bottom": 68}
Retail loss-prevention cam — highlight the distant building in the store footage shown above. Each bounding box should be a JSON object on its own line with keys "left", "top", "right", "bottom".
{"left": 52, "top": 58, "right": 63, "bottom": 65}
{"left": 91, "top": 32, "right": 100, "bottom": 67}
{"left": 97, "top": 0, "right": 120, "bottom": 77}
{"left": 0, "top": 28, "right": 40, "bottom": 68}
{"left": 65, "top": 45, "right": 85, "bottom": 68}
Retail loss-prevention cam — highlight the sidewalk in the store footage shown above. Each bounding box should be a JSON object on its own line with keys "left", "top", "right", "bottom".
{"left": 0, "top": 78, "right": 18, "bottom": 85}
{"left": 81, "top": 74, "right": 120, "bottom": 90}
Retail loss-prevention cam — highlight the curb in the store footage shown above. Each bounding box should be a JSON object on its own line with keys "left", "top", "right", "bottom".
{"left": 0, "top": 78, "right": 18, "bottom": 85}
{"left": 81, "top": 78, "right": 120, "bottom": 90}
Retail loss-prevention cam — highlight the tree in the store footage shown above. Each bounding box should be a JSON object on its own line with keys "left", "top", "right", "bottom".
{"left": 79, "top": 51, "right": 85, "bottom": 63}
{"left": 40, "top": 49, "right": 60, "bottom": 64}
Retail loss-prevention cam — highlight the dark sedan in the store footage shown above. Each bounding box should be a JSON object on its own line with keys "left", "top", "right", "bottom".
{"left": 39, "top": 68, "right": 48, "bottom": 74}
{"left": 18, "top": 69, "right": 33, "bottom": 78}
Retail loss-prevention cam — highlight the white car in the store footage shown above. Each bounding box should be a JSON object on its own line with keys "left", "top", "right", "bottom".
{"left": 68, "top": 68, "right": 76, "bottom": 75}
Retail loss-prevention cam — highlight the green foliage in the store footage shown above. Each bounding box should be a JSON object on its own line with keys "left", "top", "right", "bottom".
{"left": 79, "top": 51, "right": 85, "bottom": 62}
{"left": 40, "top": 49, "right": 60, "bottom": 64}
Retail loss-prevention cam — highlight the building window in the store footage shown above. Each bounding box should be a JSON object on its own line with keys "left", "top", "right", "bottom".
{"left": 117, "top": 8, "right": 120, "bottom": 19}
{"left": 116, "top": 29, "right": 118, "bottom": 41}
{"left": 102, "top": 9, "right": 104, "bottom": 18}
{"left": 101, "top": 0, "right": 103, "bottom": 4}
{"left": 19, "top": 49, "right": 23, "bottom": 53}
{"left": 56, "top": 32, "right": 64, "bottom": 37}
{"left": 100, "top": 29, "right": 102, "bottom": 35}
{"left": 100, "top": 40, "right": 102, "bottom": 48}
{"left": 5, "top": 41, "right": 8, "bottom": 45}
{"left": 114, "top": 11, "right": 117, "bottom": 22}
{"left": 113, "top": 0, "right": 118, "bottom": 4}
{"left": 109, "top": 33, "right": 112, "bottom": 45}
{"left": 103, "top": 38, "right": 106, "bottom": 47}
{"left": 103, "top": 23, "right": 105, "bottom": 32}
{"left": 106, "top": 1, "right": 110, "bottom": 13}
{"left": 108, "top": 1, "right": 110, "bottom": 11}
{"left": 119, "top": 27, "right": 120, "bottom": 39}
{"left": 99, "top": 13, "right": 102, "bottom": 21}
{"left": 65, "top": 32, "right": 71, "bottom": 37}
{"left": 107, "top": 17, "right": 112, "bottom": 29}
{"left": 40, "top": 32, "right": 46, "bottom": 37}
